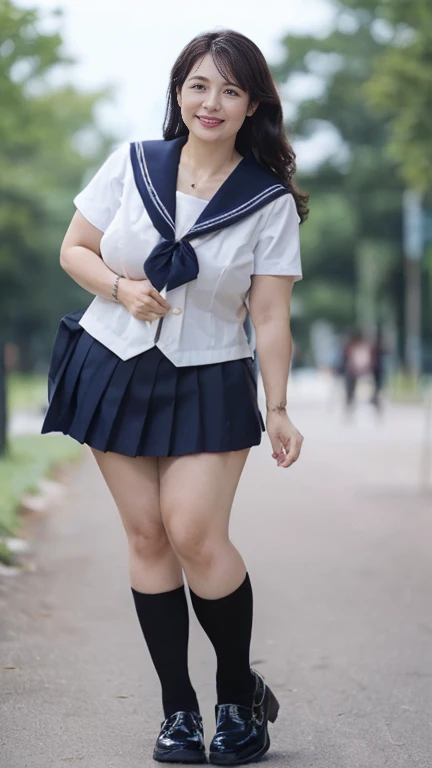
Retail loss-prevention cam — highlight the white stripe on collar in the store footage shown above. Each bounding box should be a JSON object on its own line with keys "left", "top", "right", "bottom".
{"left": 136, "top": 142, "right": 175, "bottom": 232}
{"left": 188, "top": 184, "right": 286, "bottom": 234}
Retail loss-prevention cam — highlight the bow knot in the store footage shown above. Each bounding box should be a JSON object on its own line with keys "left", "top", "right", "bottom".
{"left": 143, "top": 238, "right": 199, "bottom": 292}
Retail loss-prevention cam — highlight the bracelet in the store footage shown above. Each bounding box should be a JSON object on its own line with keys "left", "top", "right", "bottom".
{"left": 112, "top": 275, "right": 121, "bottom": 303}
{"left": 266, "top": 401, "right": 287, "bottom": 413}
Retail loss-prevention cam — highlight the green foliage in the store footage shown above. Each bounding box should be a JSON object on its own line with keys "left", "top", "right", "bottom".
{"left": 0, "top": 0, "right": 117, "bottom": 368}
{"left": 6, "top": 372, "right": 47, "bottom": 414}
{"left": 299, "top": 281, "right": 355, "bottom": 325}
{"left": 0, "top": 434, "right": 82, "bottom": 547}
{"left": 338, "top": 0, "right": 432, "bottom": 192}
{"left": 273, "top": 5, "right": 406, "bottom": 338}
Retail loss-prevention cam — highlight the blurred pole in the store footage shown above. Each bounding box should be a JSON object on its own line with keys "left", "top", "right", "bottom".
{"left": 402, "top": 189, "right": 423, "bottom": 376}
{"left": 420, "top": 382, "right": 432, "bottom": 490}
{"left": 356, "top": 240, "right": 378, "bottom": 337}
{"left": 0, "top": 342, "right": 7, "bottom": 457}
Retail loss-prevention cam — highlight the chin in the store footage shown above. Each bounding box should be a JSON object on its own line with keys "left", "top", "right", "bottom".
{"left": 187, "top": 122, "right": 234, "bottom": 143}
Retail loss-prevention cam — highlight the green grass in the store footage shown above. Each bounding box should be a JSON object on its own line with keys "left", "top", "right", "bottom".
{"left": 0, "top": 373, "right": 81, "bottom": 564}
{"left": 0, "top": 435, "right": 82, "bottom": 558}
{"left": 387, "top": 371, "right": 430, "bottom": 403}
{"left": 6, "top": 372, "right": 48, "bottom": 415}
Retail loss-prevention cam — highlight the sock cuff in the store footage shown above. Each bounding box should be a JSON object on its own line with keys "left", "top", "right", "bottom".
{"left": 189, "top": 572, "right": 250, "bottom": 604}
{"left": 131, "top": 584, "right": 186, "bottom": 601}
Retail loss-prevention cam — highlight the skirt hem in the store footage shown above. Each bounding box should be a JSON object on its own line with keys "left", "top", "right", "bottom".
{"left": 41, "top": 427, "right": 263, "bottom": 458}
{"left": 41, "top": 310, "right": 265, "bottom": 457}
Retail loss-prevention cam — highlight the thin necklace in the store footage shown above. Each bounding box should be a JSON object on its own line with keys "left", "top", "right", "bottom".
{"left": 184, "top": 167, "right": 218, "bottom": 190}
{"left": 181, "top": 155, "right": 239, "bottom": 190}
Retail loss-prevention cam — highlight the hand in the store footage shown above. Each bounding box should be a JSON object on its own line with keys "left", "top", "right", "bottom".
{"left": 266, "top": 411, "right": 304, "bottom": 468}
{"left": 117, "top": 278, "right": 171, "bottom": 321}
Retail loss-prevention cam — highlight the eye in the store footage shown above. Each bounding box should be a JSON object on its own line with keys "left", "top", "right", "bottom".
{"left": 224, "top": 88, "right": 240, "bottom": 97}
{"left": 191, "top": 83, "right": 205, "bottom": 90}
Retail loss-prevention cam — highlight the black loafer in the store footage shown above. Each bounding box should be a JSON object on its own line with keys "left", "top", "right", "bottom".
{"left": 153, "top": 710, "right": 207, "bottom": 763}
{"left": 209, "top": 670, "right": 279, "bottom": 765}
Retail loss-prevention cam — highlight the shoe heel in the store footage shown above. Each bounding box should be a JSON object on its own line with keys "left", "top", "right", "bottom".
{"left": 267, "top": 687, "right": 280, "bottom": 723}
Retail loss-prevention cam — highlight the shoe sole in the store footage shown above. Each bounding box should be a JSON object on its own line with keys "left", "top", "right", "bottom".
{"left": 153, "top": 747, "right": 207, "bottom": 763}
{"left": 209, "top": 733, "right": 270, "bottom": 766}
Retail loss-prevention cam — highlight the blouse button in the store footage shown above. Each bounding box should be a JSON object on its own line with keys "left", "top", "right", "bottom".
{"left": 171, "top": 307, "right": 182, "bottom": 315}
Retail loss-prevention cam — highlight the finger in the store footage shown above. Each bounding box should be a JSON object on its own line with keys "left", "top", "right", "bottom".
{"left": 272, "top": 440, "right": 289, "bottom": 462}
{"left": 135, "top": 310, "right": 162, "bottom": 322}
{"left": 149, "top": 287, "right": 171, "bottom": 309}
{"left": 280, "top": 440, "right": 301, "bottom": 468}
{"left": 275, "top": 447, "right": 289, "bottom": 467}
{"left": 135, "top": 310, "right": 164, "bottom": 321}
{"left": 145, "top": 297, "right": 168, "bottom": 315}
{"left": 276, "top": 452, "right": 293, "bottom": 468}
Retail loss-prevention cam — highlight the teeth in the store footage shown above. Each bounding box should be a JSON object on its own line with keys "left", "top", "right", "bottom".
{"left": 199, "top": 118, "right": 221, "bottom": 124}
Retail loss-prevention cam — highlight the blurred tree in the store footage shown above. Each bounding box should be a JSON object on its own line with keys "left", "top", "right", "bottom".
{"left": 337, "top": 0, "right": 432, "bottom": 370}
{"left": 273, "top": 7, "right": 407, "bottom": 357}
{"left": 0, "top": 0, "right": 116, "bottom": 368}
{"left": 338, "top": 0, "right": 432, "bottom": 192}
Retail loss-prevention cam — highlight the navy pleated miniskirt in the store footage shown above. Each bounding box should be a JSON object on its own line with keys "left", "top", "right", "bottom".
{"left": 41, "top": 309, "right": 265, "bottom": 457}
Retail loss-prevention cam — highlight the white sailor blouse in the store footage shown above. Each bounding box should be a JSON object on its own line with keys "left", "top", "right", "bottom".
{"left": 73, "top": 135, "right": 302, "bottom": 366}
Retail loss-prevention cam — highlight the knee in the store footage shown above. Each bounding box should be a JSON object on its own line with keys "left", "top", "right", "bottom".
{"left": 128, "top": 519, "right": 171, "bottom": 562}
{"left": 164, "top": 515, "right": 216, "bottom": 567}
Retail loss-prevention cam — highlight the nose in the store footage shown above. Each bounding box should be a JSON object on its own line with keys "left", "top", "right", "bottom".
{"left": 201, "top": 89, "right": 221, "bottom": 112}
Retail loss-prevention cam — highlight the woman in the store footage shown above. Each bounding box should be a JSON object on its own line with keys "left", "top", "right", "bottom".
{"left": 42, "top": 29, "right": 307, "bottom": 766}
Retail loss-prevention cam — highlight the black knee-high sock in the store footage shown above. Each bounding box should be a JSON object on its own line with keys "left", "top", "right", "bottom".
{"left": 189, "top": 573, "right": 255, "bottom": 708}
{"left": 131, "top": 585, "right": 200, "bottom": 718}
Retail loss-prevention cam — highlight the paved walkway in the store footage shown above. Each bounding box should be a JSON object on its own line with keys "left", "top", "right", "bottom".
{"left": 1, "top": 393, "right": 431, "bottom": 767}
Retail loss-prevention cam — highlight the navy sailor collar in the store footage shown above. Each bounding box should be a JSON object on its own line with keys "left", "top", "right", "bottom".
{"left": 129, "top": 135, "right": 290, "bottom": 292}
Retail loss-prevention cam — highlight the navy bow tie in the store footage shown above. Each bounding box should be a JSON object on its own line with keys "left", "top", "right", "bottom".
{"left": 130, "top": 138, "right": 290, "bottom": 295}
{"left": 144, "top": 238, "right": 199, "bottom": 292}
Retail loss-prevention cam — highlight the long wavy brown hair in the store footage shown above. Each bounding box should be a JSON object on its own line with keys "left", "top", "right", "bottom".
{"left": 163, "top": 29, "right": 309, "bottom": 223}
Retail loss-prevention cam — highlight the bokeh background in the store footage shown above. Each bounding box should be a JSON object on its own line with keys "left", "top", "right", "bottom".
{"left": 1, "top": 0, "right": 432, "bottom": 552}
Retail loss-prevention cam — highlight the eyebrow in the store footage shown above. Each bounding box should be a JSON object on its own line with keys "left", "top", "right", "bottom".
{"left": 187, "top": 75, "right": 243, "bottom": 89}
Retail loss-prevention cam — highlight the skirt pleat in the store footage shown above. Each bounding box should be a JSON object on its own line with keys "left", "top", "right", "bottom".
{"left": 41, "top": 310, "right": 265, "bottom": 457}
{"left": 76, "top": 353, "right": 134, "bottom": 450}
{"left": 43, "top": 324, "right": 93, "bottom": 435}
{"left": 199, "top": 361, "right": 231, "bottom": 451}
{"left": 103, "top": 356, "right": 150, "bottom": 456}
{"left": 67, "top": 343, "right": 121, "bottom": 446}
{"left": 135, "top": 351, "right": 178, "bottom": 456}
{"left": 169, "top": 365, "right": 203, "bottom": 455}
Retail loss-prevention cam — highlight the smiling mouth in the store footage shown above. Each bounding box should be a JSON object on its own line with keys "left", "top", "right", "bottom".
{"left": 196, "top": 116, "right": 224, "bottom": 125}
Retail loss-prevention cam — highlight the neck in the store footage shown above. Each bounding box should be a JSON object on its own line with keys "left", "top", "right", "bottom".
{"left": 180, "top": 134, "right": 239, "bottom": 177}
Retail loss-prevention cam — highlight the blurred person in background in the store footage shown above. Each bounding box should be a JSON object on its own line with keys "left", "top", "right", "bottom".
{"left": 41, "top": 30, "right": 307, "bottom": 766}
{"left": 342, "top": 330, "right": 373, "bottom": 412}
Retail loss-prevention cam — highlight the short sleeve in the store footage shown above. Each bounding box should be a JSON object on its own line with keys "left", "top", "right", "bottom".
{"left": 252, "top": 193, "right": 302, "bottom": 280}
{"left": 73, "top": 142, "right": 129, "bottom": 232}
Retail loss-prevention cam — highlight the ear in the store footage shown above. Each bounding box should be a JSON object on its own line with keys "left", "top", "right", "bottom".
{"left": 247, "top": 101, "right": 259, "bottom": 118}
{"left": 176, "top": 86, "right": 182, "bottom": 107}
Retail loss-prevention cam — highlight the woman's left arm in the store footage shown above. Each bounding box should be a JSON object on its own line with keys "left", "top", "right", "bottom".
{"left": 249, "top": 273, "right": 304, "bottom": 468}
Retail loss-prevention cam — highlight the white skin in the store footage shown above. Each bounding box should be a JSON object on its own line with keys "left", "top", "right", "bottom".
{"left": 59, "top": 52, "right": 303, "bottom": 599}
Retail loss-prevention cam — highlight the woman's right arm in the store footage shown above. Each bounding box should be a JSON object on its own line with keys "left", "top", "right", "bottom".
{"left": 60, "top": 211, "right": 171, "bottom": 321}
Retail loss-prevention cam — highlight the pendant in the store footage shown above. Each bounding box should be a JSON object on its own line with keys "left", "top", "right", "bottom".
{"left": 191, "top": 183, "right": 196, "bottom": 188}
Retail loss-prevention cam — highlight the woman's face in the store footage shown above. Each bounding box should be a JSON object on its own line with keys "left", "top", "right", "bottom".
{"left": 177, "top": 53, "right": 257, "bottom": 144}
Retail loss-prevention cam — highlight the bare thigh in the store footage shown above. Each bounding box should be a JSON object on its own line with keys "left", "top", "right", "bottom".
{"left": 91, "top": 448, "right": 162, "bottom": 535}
{"left": 159, "top": 449, "right": 250, "bottom": 536}
{"left": 91, "top": 448, "right": 182, "bottom": 591}
{"left": 158, "top": 449, "right": 250, "bottom": 596}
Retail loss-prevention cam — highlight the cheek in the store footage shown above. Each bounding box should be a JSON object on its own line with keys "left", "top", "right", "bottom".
{"left": 225, "top": 100, "right": 249, "bottom": 123}
{"left": 181, "top": 91, "right": 200, "bottom": 111}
